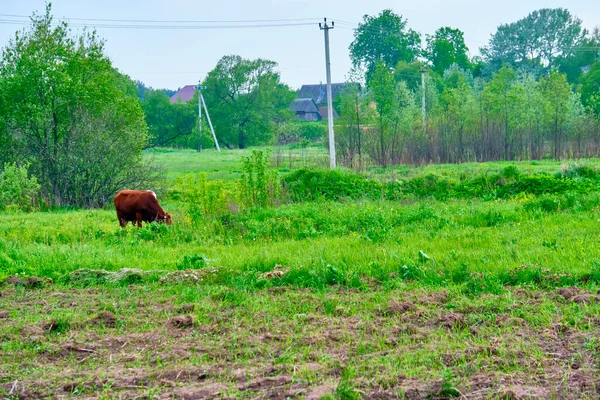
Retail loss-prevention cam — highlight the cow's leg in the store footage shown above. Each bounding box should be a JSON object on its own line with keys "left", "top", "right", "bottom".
{"left": 136, "top": 212, "right": 143, "bottom": 228}
{"left": 117, "top": 213, "right": 127, "bottom": 228}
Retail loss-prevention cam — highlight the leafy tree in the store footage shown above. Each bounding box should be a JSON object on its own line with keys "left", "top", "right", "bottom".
{"left": 580, "top": 61, "right": 600, "bottom": 115}
{"left": 369, "top": 61, "right": 396, "bottom": 166}
{"left": 141, "top": 89, "right": 198, "bottom": 147}
{"left": 437, "top": 68, "right": 478, "bottom": 162}
{"left": 334, "top": 84, "right": 372, "bottom": 168}
{"left": 0, "top": 5, "right": 154, "bottom": 206}
{"left": 482, "top": 8, "right": 587, "bottom": 75}
{"left": 425, "top": 27, "right": 471, "bottom": 75}
{"left": 482, "top": 66, "right": 526, "bottom": 159}
{"left": 556, "top": 38, "right": 600, "bottom": 83}
{"left": 202, "top": 55, "right": 294, "bottom": 149}
{"left": 540, "top": 71, "right": 572, "bottom": 158}
{"left": 394, "top": 60, "right": 427, "bottom": 91}
{"left": 368, "top": 60, "right": 418, "bottom": 166}
{"left": 349, "top": 9, "right": 421, "bottom": 81}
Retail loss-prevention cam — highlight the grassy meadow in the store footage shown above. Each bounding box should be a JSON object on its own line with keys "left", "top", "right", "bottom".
{"left": 2, "top": 145, "right": 600, "bottom": 399}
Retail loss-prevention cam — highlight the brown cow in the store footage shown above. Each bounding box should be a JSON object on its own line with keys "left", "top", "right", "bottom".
{"left": 114, "top": 190, "right": 172, "bottom": 228}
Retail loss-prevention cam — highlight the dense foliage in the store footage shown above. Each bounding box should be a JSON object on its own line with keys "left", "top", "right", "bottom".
{"left": 335, "top": 64, "right": 600, "bottom": 167}
{"left": 481, "top": 8, "right": 588, "bottom": 76}
{"left": 349, "top": 9, "right": 421, "bottom": 80}
{"left": 202, "top": 55, "right": 295, "bottom": 149}
{"left": 0, "top": 6, "right": 155, "bottom": 207}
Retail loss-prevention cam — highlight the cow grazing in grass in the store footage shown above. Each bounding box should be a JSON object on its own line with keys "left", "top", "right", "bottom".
{"left": 114, "top": 190, "right": 172, "bottom": 228}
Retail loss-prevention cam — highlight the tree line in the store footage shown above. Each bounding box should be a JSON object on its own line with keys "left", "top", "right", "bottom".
{"left": 0, "top": 5, "right": 599, "bottom": 207}
{"left": 336, "top": 8, "right": 600, "bottom": 167}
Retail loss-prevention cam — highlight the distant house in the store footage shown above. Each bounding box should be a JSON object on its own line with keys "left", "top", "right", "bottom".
{"left": 290, "top": 83, "right": 347, "bottom": 121}
{"left": 289, "top": 98, "right": 322, "bottom": 121}
{"left": 170, "top": 85, "right": 196, "bottom": 103}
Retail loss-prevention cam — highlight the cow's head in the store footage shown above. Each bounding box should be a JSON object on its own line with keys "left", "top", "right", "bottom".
{"left": 155, "top": 212, "right": 172, "bottom": 225}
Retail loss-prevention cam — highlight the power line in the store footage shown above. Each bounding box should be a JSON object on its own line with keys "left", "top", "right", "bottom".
{"left": 0, "top": 19, "right": 317, "bottom": 30}
{"left": 0, "top": 13, "right": 322, "bottom": 24}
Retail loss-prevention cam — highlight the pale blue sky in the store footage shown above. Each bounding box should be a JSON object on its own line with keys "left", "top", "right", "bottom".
{"left": 0, "top": 0, "right": 598, "bottom": 90}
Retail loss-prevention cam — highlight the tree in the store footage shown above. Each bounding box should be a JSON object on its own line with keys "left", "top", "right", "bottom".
{"left": 141, "top": 90, "right": 198, "bottom": 147}
{"left": 349, "top": 9, "right": 421, "bottom": 81}
{"left": 334, "top": 84, "right": 371, "bottom": 168}
{"left": 556, "top": 38, "right": 600, "bottom": 83}
{"left": 437, "top": 67, "right": 478, "bottom": 162}
{"left": 0, "top": 5, "right": 153, "bottom": 206}
{"left": 394, "top": 60, "right": 427, "bottom": 92}
{"left": 425, "top": 27, "right": 471, "bottom": 75}
{"left": 202, "top": 55, "right": 294, "bottom": 149}
{"left": 367, "top": 60, "right": 418, "bottom": 166}
{"left": 481, "top": 8, "right": 587, "bottom": 75}
{"left": 580, "top": 61, "right": 600, "bottom": 115}
{"left": 482, "top": 66, "right": 526, "bottom": 159}
{"left": 540, "top": 71, "right": 572, "bottom": 158}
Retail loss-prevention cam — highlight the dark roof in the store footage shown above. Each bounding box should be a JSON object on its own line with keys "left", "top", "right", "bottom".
{"left": 289, "top": 98, "right": 320, "bottom": 113}
{"left": 297, "top": 83, "right": 347, "bottom": 105}
{"left": 170, "top": 85, "right": 196, "bottom": 103}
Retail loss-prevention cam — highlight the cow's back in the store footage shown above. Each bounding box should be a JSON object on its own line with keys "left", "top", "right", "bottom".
{"left": 115, "top": 190, "right": 163, "bottom": 216}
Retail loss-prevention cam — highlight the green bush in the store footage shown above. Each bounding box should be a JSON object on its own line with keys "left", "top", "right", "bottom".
{"left": 404, "top": 174, "right": 454, "bottom": 200}
{"left": 283, "top": 168, "right": 384, "bottom": 202}
{"left": 0, "top": 163, "right": 40, "bottom": 211}
{"left": 295, "top": 121, "right": 327, "bottom": 141}
{"left": 561, "top": 163, "right": 599, "bottom": 179}
{"left": 283, "top": 166, "right": 600, "bottom": 205}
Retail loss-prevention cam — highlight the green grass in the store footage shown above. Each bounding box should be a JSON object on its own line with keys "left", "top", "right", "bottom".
{"left": 2, "top": 146, "right": 600, "bottom": 398}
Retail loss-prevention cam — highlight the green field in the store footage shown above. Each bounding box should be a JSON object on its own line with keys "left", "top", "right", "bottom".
{"left": 2, "top": 147, "right": 600, "bottom": 399}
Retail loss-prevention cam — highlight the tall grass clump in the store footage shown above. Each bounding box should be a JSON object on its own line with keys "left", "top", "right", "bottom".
{"left": 239, "top": 150, "right": 281, "bottom": 209}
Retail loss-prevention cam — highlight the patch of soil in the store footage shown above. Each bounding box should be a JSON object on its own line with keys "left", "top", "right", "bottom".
{"left": 154, "top": 367, "right": 210, "bottom": 383}
{"left": 176, "top": 303, "right": 195, "bottom": 313}
{"left": 303, "top": 384, "right": 334, "bottom": 400}
{"left": 0, "top": 310, "right": 9, "bottom": 319}
{"left": 2, "top": 275, "right": 23, "bottom": 286}
{"left": 435, "top": 313, "right": 465, "bottom": 330}
{"left": 495, "top": 313, "right": 526, "bottom": 327}
{"left": 24, "top": 276, "right": 51, "bottom": 289}
{"left": 571, "top": 294, "right": 600, "bottom": 304}
{"left": 173, "top": 382, "right": 230, "bottom": 400}
{"left": 393, "top": 324, "right": 420, "bottom": 336}
{"left": 2, "top": 275, "right": 52, "bottom": 289}
{"left": 419, "top": 291, "right": 449, "bottom": 305}
{"left": 238, "top": 374, "right": 293, "bottom": 392}
{"left": 169, "top": 315, "right": 195, "bottom": 329}
{"left": 91, "top": 311, "right": 117, "bottom": 327}
{"left": 21, "top": 325, "right": 45, "bottom": 337}
{"left": 382, "top": 300, "right": 416, "bottom": 316}
{"left": 41, "top": 319, "right": 70, "bottom": 333}
{"left": 497, "top": 385, "right": 548, "bottom": 399}
{"left": 557, "top": 287, "right": 585, "bottom": 301}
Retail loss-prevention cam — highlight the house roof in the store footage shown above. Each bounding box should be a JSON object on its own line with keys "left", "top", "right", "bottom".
{"left": 289, "top": 98, "right": 320, "bottom": 113}
{"left": 170, "top": 85, "right": 196, "bottom": 103}
{"left": 297, "top": 83, "right": 347, "bottom": 105}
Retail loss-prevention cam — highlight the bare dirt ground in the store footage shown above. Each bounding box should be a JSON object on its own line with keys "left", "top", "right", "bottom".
{"left": 1, "top": 281, "right": 600, "bottom": 399}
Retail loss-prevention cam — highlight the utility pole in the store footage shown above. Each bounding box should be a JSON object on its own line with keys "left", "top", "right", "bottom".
{"left": 195, "top": 84, "right": 221, "bottom": 152}
{"left": 421, "top": 66, "right": 426, "bottom": 135}
{"left": 320, "top": 18, "right": 336, "bottom": 168}
{"left": 197, "top": 81, "right": 203, "bottom": 152}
